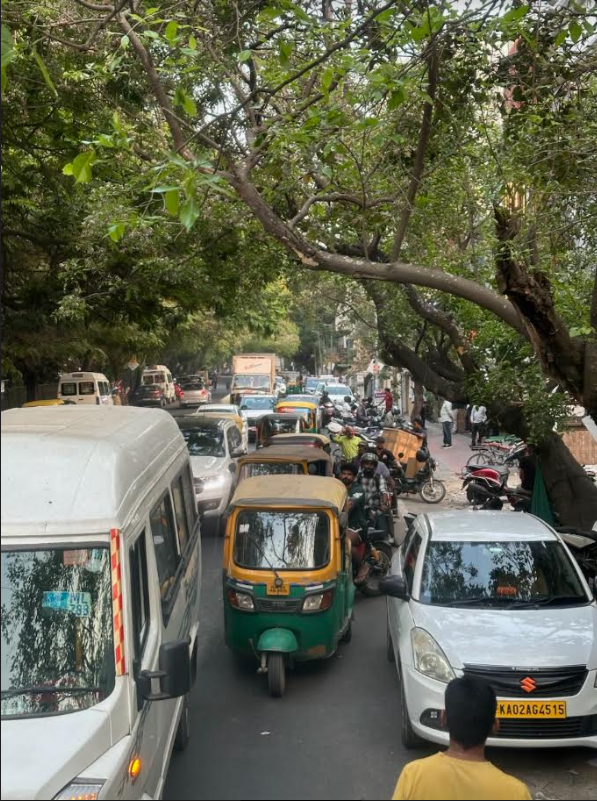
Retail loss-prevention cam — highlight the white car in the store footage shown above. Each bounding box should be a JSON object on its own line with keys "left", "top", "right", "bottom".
{"left": 177, "top": 416, "right": 246, "bottom": 531}
{"left": 198, "top": 403, "right": 249, "bottom": 451}
{"left": 179, "top": 380, "right": 211, "bottom": 407}
{"left": 324, "top": 384, "right": 354, "bottom": 402}
{"left": 238, "top": 394, "right": 277, "bottom": 440}
{"left": 383, "top": 511, "right": 597, "bottom": 750}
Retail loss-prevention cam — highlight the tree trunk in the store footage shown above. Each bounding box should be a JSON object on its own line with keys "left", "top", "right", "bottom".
{"left": 412, "top": 379, "right": 424, "bottom": 419}
{"left": 537, "top": 434, "right": 597, "bottom": 531}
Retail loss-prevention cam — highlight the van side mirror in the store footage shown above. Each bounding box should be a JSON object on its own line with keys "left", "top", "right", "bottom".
{"left": 379, "top": 575, "right": 410, "bottom": 601}
{"left": 138, "top": 639, "right": 191, "bottom": 702}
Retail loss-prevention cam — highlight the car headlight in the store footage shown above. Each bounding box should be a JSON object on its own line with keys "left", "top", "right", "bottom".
{"left": 411, "top": 628, "right": 454, "bottom": 684}
{"left": 199, "top": 474, "right": 226, "bottom": 490}
{"left": 54, "top": 782, "right": 104, "bottom": 800}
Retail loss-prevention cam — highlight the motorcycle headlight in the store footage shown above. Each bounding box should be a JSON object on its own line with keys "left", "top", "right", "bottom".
{"left": 54, "top": 782, "right": 104, "bottom": 800}
{"left": 411, "top": 628, "right": 454, "bottom": 684}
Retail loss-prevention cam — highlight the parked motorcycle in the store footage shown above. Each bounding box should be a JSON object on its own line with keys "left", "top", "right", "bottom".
{"left": 394, "top": 449, "right": 446, "bottom": 504}
{"left": 462, "top": 446, "right": 527, "bottom": 508}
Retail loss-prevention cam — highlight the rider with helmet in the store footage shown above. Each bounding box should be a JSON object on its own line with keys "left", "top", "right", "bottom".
{"left": 358, "top": 451, "right": 389, "bottom": 517}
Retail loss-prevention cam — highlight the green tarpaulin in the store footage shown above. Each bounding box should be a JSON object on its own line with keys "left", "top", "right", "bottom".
{"left": 530, "top": 461, "right": 554, "bottom": 525}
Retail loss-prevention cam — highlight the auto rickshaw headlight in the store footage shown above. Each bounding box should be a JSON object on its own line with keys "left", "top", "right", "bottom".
{"left": 302, "top": 590, "right": 334, "bottom": 613}
{"left": 227, "top": 589, "right": 255, "bottom": 611}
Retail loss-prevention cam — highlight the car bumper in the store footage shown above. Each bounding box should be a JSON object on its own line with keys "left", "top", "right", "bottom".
{"left": 402, "top": 665, "right": 597, "bottom": 749}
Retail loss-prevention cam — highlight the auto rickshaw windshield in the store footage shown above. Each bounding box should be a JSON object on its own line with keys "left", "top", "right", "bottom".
{"left": 234, "top": 510, "right": 331, "bottom": 570}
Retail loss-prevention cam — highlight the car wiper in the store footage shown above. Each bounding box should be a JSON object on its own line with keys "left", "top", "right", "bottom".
{"left": 1, "top": 685, "right": 101, "bottom": 699}
{"left": 439, "top": 596, "right": 496, "bottom": 607}
{"left": 507, "top": 595, "right": 586, "bottom": 609}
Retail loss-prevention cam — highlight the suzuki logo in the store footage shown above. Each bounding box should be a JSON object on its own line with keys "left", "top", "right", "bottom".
{"left": 521, "top": 676, "right": 536, "bottom": 693}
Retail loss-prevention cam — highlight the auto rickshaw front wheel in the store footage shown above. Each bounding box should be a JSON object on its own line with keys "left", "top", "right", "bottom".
{"left": 267, "top": 652, "right": 286, "bottom": 697}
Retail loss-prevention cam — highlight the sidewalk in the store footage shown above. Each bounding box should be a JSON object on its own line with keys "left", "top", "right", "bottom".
{"left": 426, "top": 422, "right": 471, "bottom": 481}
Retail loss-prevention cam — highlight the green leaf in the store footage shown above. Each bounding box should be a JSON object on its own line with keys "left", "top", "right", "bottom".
{"left": 1, "top": 66, "right": 6, "bottom": 93}
{"left": 188, "top": 34, "right": 197, "bottom": 50}
{"left": 108, "top": 222, "right": 126, "bottom": 242}
{"left": 1, "top": 24, "right": 14, "bottom": 69}
{"left": 120, "top": 35, "right": 130, "bottom": 49}
{"left": 503, "top": 4, "right": 530, "bottom": 23}
{"left": 143, "top": 30, "right": 160, "bottom": 40}
{"left": 569, "top": 21, "right": 582, "bottom": 43}
{"left": 388, "top": 86, "right": 406, "bottom": 109}
{"left": 97, "top": 134, "right": 115, "bottom": 148}
{"left": 180, "top": 197, "right": 200, "bottom": 230}
{"left": 165, "top": 189, "right": 180, "bottom": 216}
{"left": 238, "top": 50, "right": 252, "bottom": 62}
{"left": 33, "top": 48, "right": 57, "bottom": 96}
{"left": 279, "top": 40, "right": 293, "bottom": 67}
{"left": 151, "top": 184, "right": 180, "bottom": 193}
{"left": 554, "top": 29, "right": 568, "bottom": 48}
{"left": 322, "top": 67, "right": 334, "bottom": 92}
{"left": 183, "top": 93, "right": 197, "bottom": 116}
{"left": 63, "top": 150, "right": 96, "bottom": 183}
{"left": 165, "top": 20, "right": 178, "bottom": 43}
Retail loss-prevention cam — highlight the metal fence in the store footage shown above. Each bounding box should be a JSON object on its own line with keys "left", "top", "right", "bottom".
{"left": 1, "top": 383, "right": 58, "bottom": 411}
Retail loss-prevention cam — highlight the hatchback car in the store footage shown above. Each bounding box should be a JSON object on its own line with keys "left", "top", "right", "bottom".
{"left": 130, "top": 383, "right": 167, "bottom": 408}
{"left": 238, "top": 394, "right": 277, "bottom": 441}
{"left": 179, "top": 380, "right": 211, "bottom": 408}
{"left": 383, "top": 511, "right": 596, "bottom": 750}
{"left": 176, "top": 416, "right": 246, "bottom": 531}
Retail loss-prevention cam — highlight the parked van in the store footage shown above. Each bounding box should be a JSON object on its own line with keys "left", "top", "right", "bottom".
{"left": 1, "top": 406, "right": 202, "bottom": 800}
{"left": 58, "top": 371, "right": 113, "bottom": 405}
{"left": 143, "top": 366, "right": 176, "bottom": 404}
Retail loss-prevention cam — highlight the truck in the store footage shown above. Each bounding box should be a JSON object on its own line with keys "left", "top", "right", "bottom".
{"left": 232, "top": 353, "right": 276, "bottom": 395}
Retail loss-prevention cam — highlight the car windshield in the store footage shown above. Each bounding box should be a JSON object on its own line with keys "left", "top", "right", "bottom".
{"left": 305, "top": 378, "right": 319, "bottom": 389}
{"left": 179, "top": 426, "right": 225, "bottom": 457}
{"left": 240, "top": 462, "right": 301, "bottom": 480}
{"left": 419, "top": 540, "right": 588, "bottom": 607}
{"left": 326, "top": 385, "right": 351, "bottom": 396}
{"left": 234, "top": 511, "right": 330, "bottom": 570}
{"left": 143, "top": 373, "right": 165, "bottom": 385}
{"left": 240, "top": 397, "right": 275, "bottom": 410}
{"left": 233, "top": 375, "right": 270, "bottom": 389}
{"left": 269, "top": 420, "right": 299, "bottom": 433}
{"left": 1, "top": 547, "right": 114, "bottom": 717}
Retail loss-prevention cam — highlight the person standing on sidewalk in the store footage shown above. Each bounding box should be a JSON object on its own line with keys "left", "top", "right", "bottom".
{"left": 471, "top": 405, "right": 487, "bottom": 447}
{"left": 439, "top": 399, "right": 455, "bottom": 447}
{"left": 392, "top": 677, "right": 531, "bottom": 800}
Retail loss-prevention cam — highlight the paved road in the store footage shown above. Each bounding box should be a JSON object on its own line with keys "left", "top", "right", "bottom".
{"left": 163, "top": 526, "right": 418, "bottom": 801}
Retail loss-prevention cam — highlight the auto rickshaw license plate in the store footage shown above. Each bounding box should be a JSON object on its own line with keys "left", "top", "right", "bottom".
{"left": 497, "top": 700, "right": 566, "bottom": 719}
{"left": 267, "top": 580, "right": 290, "bottom": 595}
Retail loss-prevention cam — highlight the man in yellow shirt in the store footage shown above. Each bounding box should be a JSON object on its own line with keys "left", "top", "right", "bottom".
{"left": 334, "top": 426, "right": 361, "bottom": 461}
{"left": 392, "top": 677, "right": 531, "bottom": 801}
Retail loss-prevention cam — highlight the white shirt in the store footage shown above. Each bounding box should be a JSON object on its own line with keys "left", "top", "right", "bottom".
{"left": 471, "top": 405, "right": 487, "bottom": 424}
{"left": 439, "top": 400, "right": 455, "bottom": 423}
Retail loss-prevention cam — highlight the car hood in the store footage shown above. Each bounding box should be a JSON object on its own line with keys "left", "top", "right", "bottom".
{"left": 1, "top": 709, "right": 111, "bottom": 800}
{"left": 412, "top": 602, "right": 597, "bottom": 669}
{"left": 241, "top": 409, "right": 274, "bottom": 421}
{"left": 189, "top": 455, "right": 227, "bottom": 476}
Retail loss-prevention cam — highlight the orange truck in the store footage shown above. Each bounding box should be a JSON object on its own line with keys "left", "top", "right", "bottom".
{"left": 231, "top": 353, "right": 276, "bottom": 395}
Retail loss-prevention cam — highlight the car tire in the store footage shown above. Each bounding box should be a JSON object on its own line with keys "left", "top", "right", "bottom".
{"left": 398, "top": 660, "right": 425, "bottom": 749}
{"left": 174, "top": 693, "right": 191, "bottom": 752}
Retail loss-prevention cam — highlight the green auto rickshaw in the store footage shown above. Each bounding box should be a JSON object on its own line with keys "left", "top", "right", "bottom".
{"left": 222, "top": 475, "right": 355, "bottom": 697}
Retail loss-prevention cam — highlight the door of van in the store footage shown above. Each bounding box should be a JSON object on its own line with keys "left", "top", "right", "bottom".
{"left": 140, "top": 466, "right": 200, "bottom": 796}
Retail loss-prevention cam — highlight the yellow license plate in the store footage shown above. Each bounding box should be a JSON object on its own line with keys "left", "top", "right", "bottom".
{"left": 267, "top": 580, "right": 290, "bottom": 596}
{"left": 497, "top": 700, "right": 567, "bottom": 719}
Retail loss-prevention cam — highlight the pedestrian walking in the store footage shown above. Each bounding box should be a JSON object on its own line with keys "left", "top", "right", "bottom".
{"left": 439, "top": 399, "right": 455, "bottom": 447}
{"left": 392, "top": 677, "right": 531, "bottom": 800}
{"left": 470, "top": 404, "right": 487, "bottom": 447}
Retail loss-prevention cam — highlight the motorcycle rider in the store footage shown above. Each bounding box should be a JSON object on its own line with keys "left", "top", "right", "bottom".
{"left": 411, "top": 415, "right": 429, "bottom": 447}
{"left": 375, "top": 436, "right": 396, "bottom": 467}
{"left": 358, "top": 451, "right": 391, "bottom": 535}
{"left": 339, "top": 462, "right": 370, "bottom": 583}
{"left": 355, "top": 398, "right": 369, "bottom": 426}
{"left": 335, "top": 426, "right": 361, "bottom": 461}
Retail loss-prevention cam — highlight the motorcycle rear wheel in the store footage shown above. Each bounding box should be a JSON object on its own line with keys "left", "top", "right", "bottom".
{"left": 359, "top": 543, "right": 392, "bottom": 597}
{"left": 419, "top": 479, "right": 446, "bottom": 504}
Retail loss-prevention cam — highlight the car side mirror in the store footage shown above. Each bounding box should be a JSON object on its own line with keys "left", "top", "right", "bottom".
{"left": 138, "top": 639, "right": 191, "bottom": 702}
{"left": 379, "top": 575, "right": 410, "bottom": 601}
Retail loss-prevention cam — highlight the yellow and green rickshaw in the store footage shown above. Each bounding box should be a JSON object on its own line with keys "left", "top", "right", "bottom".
{"left": 222, "top": 475, "right": 355, "bottom": 696}
{"left": 274, "top": 399, "right": 320, "bottom": 433}
{"left": 256, "top": 412, "right": 308, "bottom": 448}
{"left": 236, "top": 445, "right": 334, "bottom": 482}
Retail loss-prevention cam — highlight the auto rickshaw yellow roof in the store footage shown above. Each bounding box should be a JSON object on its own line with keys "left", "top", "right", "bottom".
{"left": 229, "top": 475, "right": 347, "bottom": 512}
{"left": 276, "top": 399, "right": 318, "bottom": 410}
{"left": 21, "top": 399, "right": 69, "bottom": 408}
{"left": 237, "top": 446, "right": 332, "bottom": 465}
{"left": 268, "top": 432, "right": 331, "bottom": 446}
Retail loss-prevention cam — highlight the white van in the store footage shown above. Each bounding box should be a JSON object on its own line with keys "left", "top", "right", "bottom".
{"left": 143, "top": 366, "right": 176, "bottom": 404}
{"left": 1, "top": 406, "right": 202, "bottom": 800}
{"left": 58, "top": 372, "right": 113, "bottom": 406}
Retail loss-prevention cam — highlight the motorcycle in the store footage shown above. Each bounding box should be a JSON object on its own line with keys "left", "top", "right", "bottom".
{"left": 462, "top": 446, "right": 528, "bottom": 508}
{"left": 394, "top": 449, "right": 446, "bottom": 504}
{"left": 351, "top": 524, "right": 393, "bottom": 597}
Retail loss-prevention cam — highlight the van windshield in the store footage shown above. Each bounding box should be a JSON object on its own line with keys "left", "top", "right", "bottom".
{"left": 1, "top": 547, "right": 115, "bottom": 717}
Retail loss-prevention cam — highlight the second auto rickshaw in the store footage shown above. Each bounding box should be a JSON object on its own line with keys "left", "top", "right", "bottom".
{"left": 222, "top": 476, "right": 355, "bottom": 697}
{"left": 236, "top": 446, "right": 334, "bottom": 481}
{"left": 274, "top": 400, "right": 320, "bottom": 433}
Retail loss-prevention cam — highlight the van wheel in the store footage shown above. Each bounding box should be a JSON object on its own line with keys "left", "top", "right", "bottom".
{"left": 174, "top": 693, "right": 191, "bottom": 752}
{"left": 267, "top": 653, "right": 286, "bottom": 698}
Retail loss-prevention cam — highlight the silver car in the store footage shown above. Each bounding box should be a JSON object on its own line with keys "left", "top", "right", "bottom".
{"left": 180, "top": 381, "right": 211, "bottom": 408}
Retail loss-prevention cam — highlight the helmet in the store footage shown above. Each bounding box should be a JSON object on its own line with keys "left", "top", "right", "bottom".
{"left": 416, "top": 448, "right": 428, "bottom": 462}
{"left": 344, "top": 395, "right": 352, "bottom": 403}
{"left": 361, "top": 451, "right": 379, "bottom": 465}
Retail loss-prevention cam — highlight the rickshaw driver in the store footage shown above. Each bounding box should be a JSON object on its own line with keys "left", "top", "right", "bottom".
{"left": 339, "top": 462, "right": 370, "bottom": 583}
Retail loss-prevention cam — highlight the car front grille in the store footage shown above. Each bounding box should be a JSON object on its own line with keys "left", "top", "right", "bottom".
{"left": 494, "top": 715, "right": 597, "bottom": 740}
{"left": 255, "top": 597, "right": 302, "bottom": 613}
{"left": 463, "top": 665, "right": 588, "bottom": 698}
